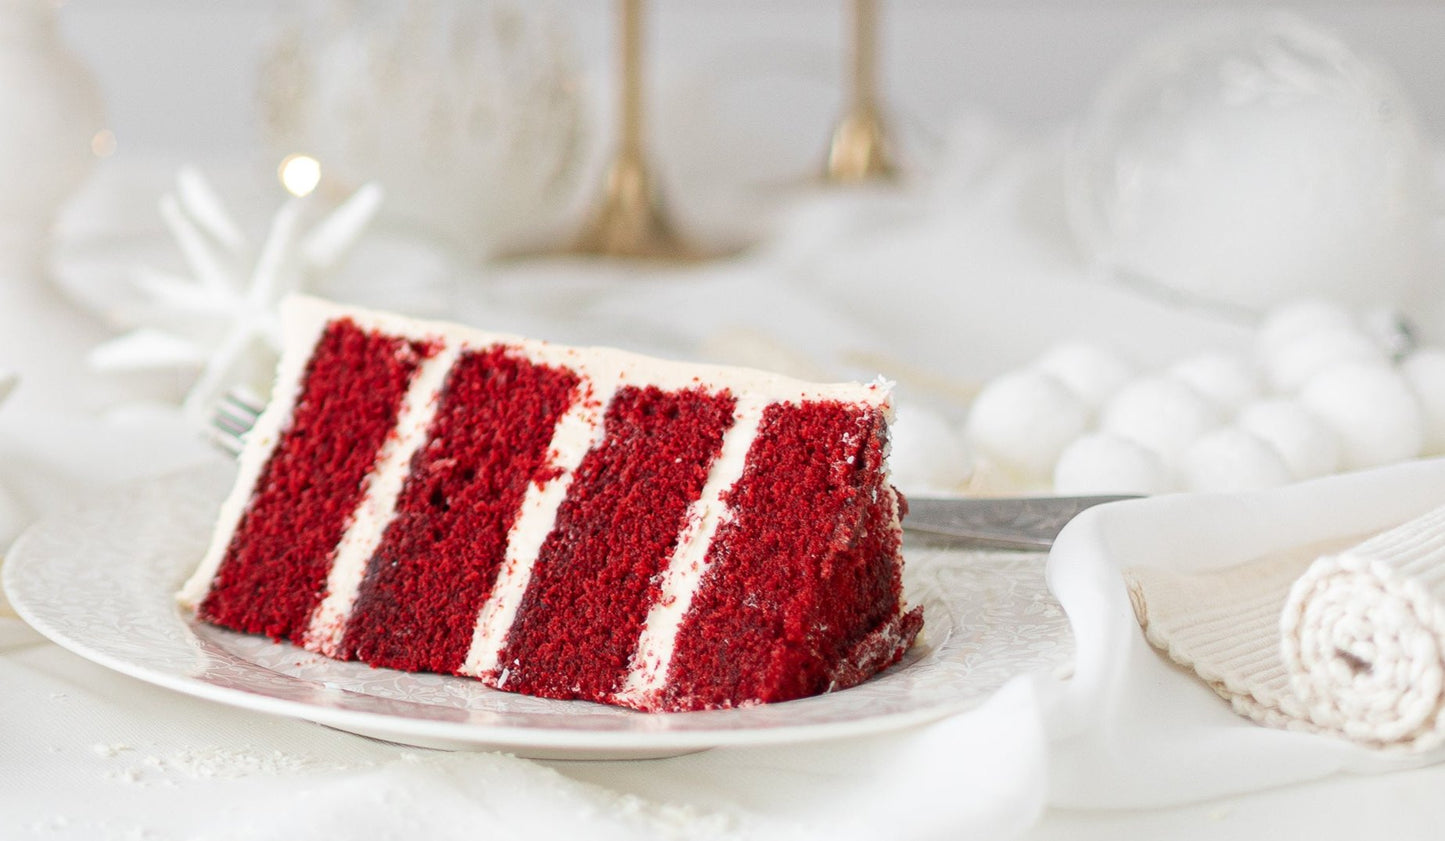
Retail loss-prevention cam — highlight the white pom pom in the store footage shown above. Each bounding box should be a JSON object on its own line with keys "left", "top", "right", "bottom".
{"left": 889, "top": 405, "right": 973, "bottom": 494}
{"left": 1298, "top": 363, "right": 1424, "bottom": 469}
{"left": 1236, "top": 398, "right": 1341, "bottom": 480}
{"left": 1100, "top": 376, "right": 1220, "bottom": 463}
{"left": 1179, "top": 427, "right": 1292, "bottom": 492}
{"left": 1401, "top": 347, "right": 1445, "bottom": 455}
{"left": 1256, "top": 300, "right": 1355, "bottom": 361}
{"left": 1167, "top": 351, "right": 1263, "bottom": 416}
{"left": 1261, "top": 324, "right": 1387, "bottom": 393}
{"left": 966, "top": 370, "right": 1090, "bottom": 480}
{"left": 1032, "top": 342, "right": 1134, "bottom": 410}
{"left": 1053, "top": 432, "right": 1171, "bottom": 495}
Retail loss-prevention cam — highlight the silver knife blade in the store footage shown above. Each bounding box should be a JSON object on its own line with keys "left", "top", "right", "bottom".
{"left": 901, "top": 494, "right": 1138, "bottom": 550}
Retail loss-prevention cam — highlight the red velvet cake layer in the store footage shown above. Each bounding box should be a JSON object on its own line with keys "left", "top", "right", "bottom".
{"left": 199, "top": 319, "right": 430, "bottom": 642}
{"left": 495, "top": 385, "right": 735, "bottom": 702}
{"left": 341, "top": 348, "right": 582, "bottom": 673}
{"left": 660, "top": 401, "right": 914, "bottom": 710}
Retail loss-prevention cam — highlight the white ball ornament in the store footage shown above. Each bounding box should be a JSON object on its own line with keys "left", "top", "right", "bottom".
{"left": 1100, "top": 376, "right": 1221, "bottom": 463}
{"left": 1168, "top": 351, "right": 1263, "bottom": 416}
{"left": 888, "top": 406, "right": 973, "bottom": 494}
{"left": 1262, "top": 324, "right": 1388, "bottom": 393}
{"left": 259, "top": 5, "right": 587, "bottom": 257}
{"left": 1067, "top": 14, "right": 1431, "bottom": 311}
{"left": 1237, "top": 399, "right": 1341, "bottom": 480}
{"left": 1032, "top": 342, "right": 1135, "bottom": 410}
{"left": 1179, "top": 427, "right": 1292, "bottom": 492}
{"left": 1298, "top": 363, "right": 1424, "bottom": 469}
{"left": 966, "top": 370, "right": 1090, "bottom": 481}
{"left": 1053, "top": 432, "right": 1171, "bottom": 495}
{"left": 1401, "top": 348, "right": 1445, "bottom": 456}
{"left": 1256, "top": 299, "right": 1356, "bottom": 361}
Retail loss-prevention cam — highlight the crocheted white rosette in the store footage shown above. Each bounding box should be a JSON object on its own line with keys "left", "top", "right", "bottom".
{"left": 1280, "top": 506, "right": 1445, "bottom": 749}
{"left": 1127, "top": 501, "right": 1445, "bottom": 751}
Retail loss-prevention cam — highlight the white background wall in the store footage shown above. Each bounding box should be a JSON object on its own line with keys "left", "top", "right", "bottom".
{"left": 57, "top": 1, "right": 1445, "bottom": 164}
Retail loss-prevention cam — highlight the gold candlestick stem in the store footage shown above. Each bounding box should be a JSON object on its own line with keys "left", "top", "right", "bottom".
{"left": 825, "top": 0, "right": 896, "bottom": 182}
{"left": 569, "top": 0, "right": 701, "bottom": 260}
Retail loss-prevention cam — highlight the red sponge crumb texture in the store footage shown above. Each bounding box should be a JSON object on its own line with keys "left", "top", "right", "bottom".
{"left": 495, "top": 386, "right": 735, "bottom": 702}
{"left": 199, "top": 319, "right": 430, "bottom": 642}
{"left": 659, "top": 401, "right": 918, "bottom": 711}
{"left": 341, "top": 347, "right": 581, "bottom": 673}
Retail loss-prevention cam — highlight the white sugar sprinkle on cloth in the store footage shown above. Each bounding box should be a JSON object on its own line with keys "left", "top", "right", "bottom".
{"left": 1127, "top": 500, "right": 1445, "bottom": 751}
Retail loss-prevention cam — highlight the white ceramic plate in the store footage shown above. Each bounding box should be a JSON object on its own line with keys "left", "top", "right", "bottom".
{"left": 3, "top": 464, "right": 1072, "bottom": 760}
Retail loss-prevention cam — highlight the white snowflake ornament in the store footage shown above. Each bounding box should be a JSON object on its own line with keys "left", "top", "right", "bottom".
{"left": 89, "top": 167, "right": 383, "bottom": 425}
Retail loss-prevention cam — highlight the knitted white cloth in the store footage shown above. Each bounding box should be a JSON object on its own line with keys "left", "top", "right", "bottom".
{"left": 1126, "top": 502, "right": 1445, "bottom": 751}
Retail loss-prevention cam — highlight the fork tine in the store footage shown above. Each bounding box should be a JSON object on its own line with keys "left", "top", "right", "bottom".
{"left": 214, "top": 403, "right": 258, "bottom": 429}
{"left": 208, "top": 386, "right": 266, "bottom": 456}
{"left": 207, "top": 425, "right": 245, "bottom": 457}
{"left": 213, "top": 414, "right": 252, "bottom": 436}
{"left": 220, "top": 386, "right": 265, "bottom": 418}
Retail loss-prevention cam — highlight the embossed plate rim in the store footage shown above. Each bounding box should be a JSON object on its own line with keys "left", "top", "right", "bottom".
{"left": 3, "top": 464, "right": 1073, "bottom": 760}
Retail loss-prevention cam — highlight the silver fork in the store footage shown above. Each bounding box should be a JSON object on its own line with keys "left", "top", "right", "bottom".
{"left": 206, "top": 387, "right": 1132, "bottom": 549}
{"left": 207, "top": 386, "right": 265, "bottom": 456}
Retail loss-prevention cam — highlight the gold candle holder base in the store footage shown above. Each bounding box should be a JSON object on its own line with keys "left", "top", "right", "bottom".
{"left": 825, "top": 105, "right": 896, "bottom": 183}
{"left": 565, "top": 152, "right": 705, "bottom": 262}
{"left": 512, "top": 0, "right": 723, "bottom": 265}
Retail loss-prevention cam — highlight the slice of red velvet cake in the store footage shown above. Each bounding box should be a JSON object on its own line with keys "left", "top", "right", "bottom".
{"left": 178, "top": 296, "right": 922, "bottom": 712}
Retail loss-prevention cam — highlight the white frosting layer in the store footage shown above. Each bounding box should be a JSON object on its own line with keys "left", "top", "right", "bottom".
{"left": 460, "top": 372, "right": 617, "bottom": 680}
{"left": 186, "top": 295, "right": 896, "bottom": 699}
{"left": 275, "top": 295, "right": 890, "bottom": 407}
{"left": 612, "top": 395, "right": 769, "bottom": 706}
{"left": 303, "top": 344, "right": 461, "bottom": 656}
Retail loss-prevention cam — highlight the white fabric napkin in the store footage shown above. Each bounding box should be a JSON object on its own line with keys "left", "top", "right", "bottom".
{"left": 1042, "top": 457, "right": 1445, "bottom": 812}
{"left": 1127, "top": 501, "right": 1445, "bottom": 752}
